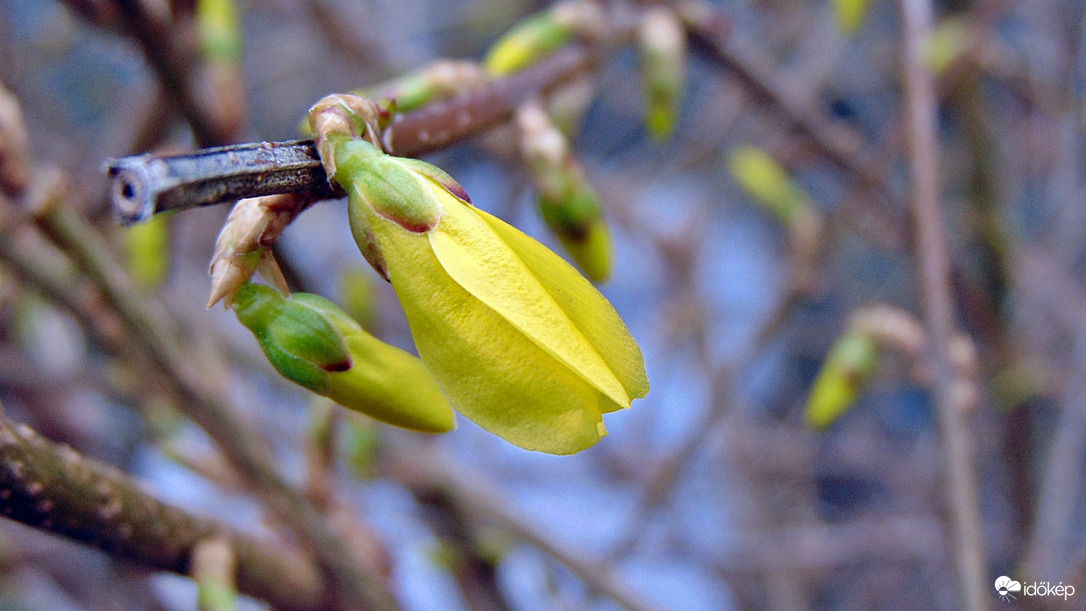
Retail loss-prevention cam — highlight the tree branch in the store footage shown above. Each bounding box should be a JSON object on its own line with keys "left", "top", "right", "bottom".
{"left": 899, "top": 1, "right": 986, "bottom": 609}
{"left": 104, "top": 44, "right": 594, "bottom": 223}
{"left": 0, "top": 83, "right": 399, "bottom": 609}
{"left": 382, "top": 439, "right": 658, "bottom": 611}
{"left": 0, "top": 408, "right": 329, "bottom": 611}
{"left": 108, "top": 0, "right": 236, "bottom": 146}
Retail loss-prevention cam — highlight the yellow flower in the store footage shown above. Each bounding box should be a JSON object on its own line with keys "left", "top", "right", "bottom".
{"left": 332, "top": 137, "right": 648, "bottom": 454}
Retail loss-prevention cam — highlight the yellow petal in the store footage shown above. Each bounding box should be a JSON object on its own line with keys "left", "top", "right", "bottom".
{"left": 363, "top": 202, "right": 612, "bottom": 454}
{"left": 327, "top": 333, "right": 455, "bottom": 433}
{"left": 430, "top": 199, "right": 631, "bottom": 409}
{"left": 470, "top": 202, "right": 649, "bottom": 404}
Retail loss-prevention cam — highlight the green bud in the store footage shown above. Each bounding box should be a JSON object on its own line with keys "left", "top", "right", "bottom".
{"left": 484, "top": 11, "right": 572, "bottom": 75}
{"left": 196, "top": 0, "right": 242, "bottom": 62}
{"left": 357, "top": 60, "right": 488, "bottom": 114}
{"left": 232, "top": 284, "right": 352, "bottom": 394}
{"left": 333, "top": 137, "right": 445, "bottom": 234}
{"left": 726, "top": 146, "right": 814, "bottom": 229}
{"left": 832, "top": 0, "right": 871, "bottom": 35}
{"left": 517, "top": 103, "right": 612, "bottom": 281}
{"left": 125, "top": 210, "right": 171, "bottom": 288}
{"left": 923, "top": 17, "right": 971, "bottom": 75}
{"left": 483, "top": 1, "right": 605, "bottom": 75}
{"left": 233, "top": 283, "right": 455, "bottom": 433}
{"left": 639, "top": 7, "right": 686, "bottom": 140}
{"left": 539, "top": 187, "right": 611, "bottom": 282}
{"left": 805, "top": 331, "right": 879, "bottom": 429}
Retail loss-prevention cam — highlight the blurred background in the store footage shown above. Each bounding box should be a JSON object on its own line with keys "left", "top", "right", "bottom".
{"left": 0, "top": 0, "right": 1083, "bottom": 609}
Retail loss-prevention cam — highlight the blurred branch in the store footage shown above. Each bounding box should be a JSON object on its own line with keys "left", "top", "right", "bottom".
{"left": 714, "top": 517, "right": 946, "bottom": 574}
{"left": 899, "top": 1, "right": 985, "bottom": 610}
{"left": 107, "top": 0, "right": 237, "bottom": 146}
{"left": 0, "top": 86, "right": 398, "bottom": 610}
{"left": 383, "top": 440, "right": 658, "bottom": 611}
{"left": 26, "top": 196, "right": 399, "bottom": 611}
{"left": 679, "top": 2, "right": 893, "bottom": 205}
{"left": 0, "top": 407, "right": 328, "bottom": 611}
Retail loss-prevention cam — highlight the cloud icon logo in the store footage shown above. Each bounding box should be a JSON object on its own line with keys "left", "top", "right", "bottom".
{"left": 995, "top": 576, "right": 1022, "bottom": 601}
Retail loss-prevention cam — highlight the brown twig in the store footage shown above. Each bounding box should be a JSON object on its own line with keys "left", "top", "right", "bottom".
{"left": 109, "top": 0, "right": 235, "bottom": 147}
{"left": 679, "top": 2, "right": 890, "bottom": 202}
{"left": 27, "top": 197, "right": 400, "bottom": 611}
{"left": 0, "top": 86, "right": 398, "bottom": 608}
{"left": 104, "top": 43, "right": 594, "bottom": 223}
{"left": 898, "top": 1, "right": 986, "bottom": 609}
{"left": 0, "top": 408, "right": 328, "bottom": 611}
{"left": 383, "top": 439, "right": 659, "bottom": 611}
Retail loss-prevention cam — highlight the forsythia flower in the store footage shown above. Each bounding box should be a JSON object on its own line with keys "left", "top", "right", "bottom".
{"left": 328, "top": 135, "right": 649, "bottom": 454}
{"left": 232, "top": 283, "right": 455, "bottom": 433}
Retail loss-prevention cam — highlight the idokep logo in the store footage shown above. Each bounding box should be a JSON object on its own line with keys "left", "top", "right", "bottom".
{"left": 994, "top": 576, "right": 1021, "bottom": 602}
{"left": 995, "top": 575, "right": 1075, "bottom": 603}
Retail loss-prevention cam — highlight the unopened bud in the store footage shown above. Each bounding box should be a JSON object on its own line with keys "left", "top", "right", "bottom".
{"left": 726, "top": 146, "right": 824, "bottom": 252}
{"left": 484, "top": 0, "right": 606, "bottom": 76}
{"left": 517, "top": 103, "right": 611, "bottom": 281}
{"left": 639, "top": 7, "right": 686, "bottom": 139}
{"left": 831, "top": 0, "right": 871, "bottom": 34}
{"left": 361, "top": 60, "right": 488, "bottom": 113}
{"left": 805, "top": 330, "right": 879, "bottom": 429}
{"left": 232, "top": 284, "right": 455, "bottom": 433}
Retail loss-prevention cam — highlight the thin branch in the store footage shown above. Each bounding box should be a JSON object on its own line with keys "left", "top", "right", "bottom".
{"left": 105, "top": 140, "right": 339, "bottom": 224}
{"left": 104, "top": 44, "right": 594, "bottom": 223}
{"left": 679, "top": 2, "right": 892, "bottom": 203}
{"left": 382, "top": 439, "right": 659, "bottom": 611}
{"left": 0, "top": 408, "right": 329, "bottom": 611}
{"left": 26, "top": 196, "right": 400, "bottom": 611}
{"left": 109, "top": 0, "right": 235, "bottom": 147}
{"left": 899, "top": 1, "right": 986, "bottom": 609}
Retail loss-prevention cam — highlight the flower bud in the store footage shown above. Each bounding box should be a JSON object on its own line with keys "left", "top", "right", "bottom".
{"left": 516, "top": 103, "right": 611, "bottom": 282}
{"left": 483, "top": 0, "right": 606, "bottom": 76}
{"left": 125, "top": 210, "right": 171, "bottom": 288}
{"left": 638, "top": 7, "right": 686, "bottom": 140}
{"left": 359, "top": 60, "right": 488, "bottom": 114}
{"left": 831, "top": 0, "right": 871, "bottom": 34}
{"left": 804, "top": 330, "right": 879, "bottom": 429}
{"left": 726, "top": 146, "right": 824, "bottom": 255}
{"left": 232, "top": 284, "right": 455, "bottom": 433}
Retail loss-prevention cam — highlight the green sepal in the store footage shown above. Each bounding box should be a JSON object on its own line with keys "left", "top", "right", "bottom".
{"left": 232, "top": 284, "right": 352, "bottom": 394}
{"left": 396, "top": 157, "right": 472, "bottom": 204}
{"left": 289, "top": 292, "right": 364, "bottom": 336}
{"left": 334, "top": 138, "right": 443, "bottom": 233}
